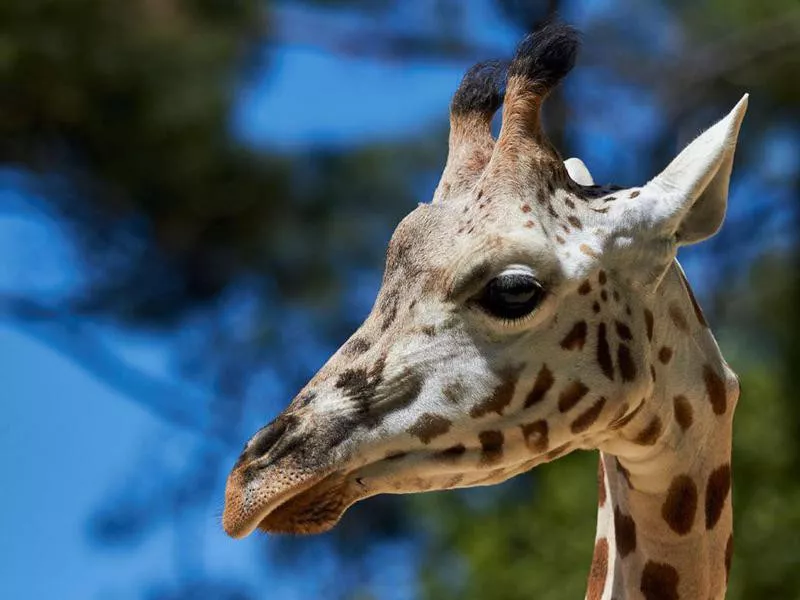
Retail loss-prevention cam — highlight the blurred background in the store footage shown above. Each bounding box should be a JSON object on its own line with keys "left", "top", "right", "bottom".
{"left": 1, "top": 0, "right": 798, "bottom": 598}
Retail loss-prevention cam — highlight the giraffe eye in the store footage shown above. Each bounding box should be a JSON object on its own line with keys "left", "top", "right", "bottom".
{"left": 476, "top": 269, "right": 544, "bottom": 321}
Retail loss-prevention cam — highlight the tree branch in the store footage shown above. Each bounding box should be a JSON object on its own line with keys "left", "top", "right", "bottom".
{"left": 0, "top": 293, "right": 237, "bottom": 447}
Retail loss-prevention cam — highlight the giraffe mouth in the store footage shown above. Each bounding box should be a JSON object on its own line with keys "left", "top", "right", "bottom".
{"left": 224, "top": 443, "right": 556, "bottom": 539}
{"left": 222, "top": 462, "right": 372, "bottom": 538}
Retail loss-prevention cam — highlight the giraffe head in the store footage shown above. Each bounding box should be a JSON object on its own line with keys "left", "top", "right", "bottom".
{"left": 222, "top": 22, "right": 747, "bottom": 539}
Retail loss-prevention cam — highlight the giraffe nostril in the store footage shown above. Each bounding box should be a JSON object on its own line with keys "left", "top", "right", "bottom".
{"left": 244, "top": 414, "right": 298, "bottom": 462}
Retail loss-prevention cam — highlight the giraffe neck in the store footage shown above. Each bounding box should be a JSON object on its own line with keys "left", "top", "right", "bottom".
{"left": 586, "top": 262, "right": 739, "bottom": 600}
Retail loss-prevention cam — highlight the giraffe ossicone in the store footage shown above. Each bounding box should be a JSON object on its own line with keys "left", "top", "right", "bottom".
{"left": 223, "top": 20, "right": 745, "bottom": 600}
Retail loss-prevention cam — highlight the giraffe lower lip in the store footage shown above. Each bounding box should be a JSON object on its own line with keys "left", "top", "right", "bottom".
{"left": 223, "top": 465, "right": 333, "bottom": 539}
{"left": 255, "top": 472, "right": 359, "bottom": 535}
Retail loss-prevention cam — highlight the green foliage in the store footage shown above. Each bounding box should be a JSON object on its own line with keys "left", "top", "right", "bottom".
{"left": 723, "top": 256, "right": 800, "bottom": 599}
{"left": 418, "top": 453, "right": 598, "bottom": 600}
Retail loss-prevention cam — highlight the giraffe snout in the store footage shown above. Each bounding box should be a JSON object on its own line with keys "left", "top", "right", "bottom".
{"left": 223, "top": 407, "right": 351, "bottom": 539}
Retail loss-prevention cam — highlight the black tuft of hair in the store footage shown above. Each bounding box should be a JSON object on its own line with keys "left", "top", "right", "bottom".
{"left": 507, "top": 18, "right": 580, "bottom": 91}
{"left": 450, "top": 59, "right": 509, "bottom": 115}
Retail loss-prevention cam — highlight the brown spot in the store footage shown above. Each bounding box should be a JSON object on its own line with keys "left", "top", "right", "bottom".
{"left": 470, "top": 368, "right": 521, "bottom": 418}
{"left": 537, "top": 189, "right": 547, "bottom": 205}
{"left": 644, "top": 309, "right": 654, "bottom": 341}
{"left": 669, "top": 303, "right": 689, "bottom": 332}
{"left": 615, "top": 321, "right": 633, "bottom": 341}
{"left": 521, "top": 204, "right": 532, "bottom": 213}
{"left": 578, "top": 280, "right": 592, "bottom": 295}
{"left": 558, "top": 380, "right": 590, "bottom": 412}
{"left": 596, "top": 323, "right": 614, "bottom": 381}
{"left": 640, "top": 561, "right": 679, "bottom": 600}
{"left": 335, "top": 357, "right": 387, "bottom": 425}
{"left": 565, "top": 198, "right": 576, "bottom": 209}
{"left": 379, "top": 292, "right": 400, "bottom": 332}
{"left": 586, "top": 538, "right": 608, "bottom": 600}
{"left": 725, "top": 534, "right": 734, "bottom": 583}
{"left": 524, "top": 220, "right": 535, "bottom": 228}
{"left": 705, "top": 464, "right": 732, "bottom": 530}
{"left": 421, "top": 325, "right": 436, "bottom": 337}
{"left": 524, "top": 364, "right": 554, "bottom": 408}
{"left": 555, "top": 235, "right": 566, "bottom": 245}
{"left": 571, "top": 397, "right": 606, "bottom": 433}
{"left": 436, "top": 444, "right": 465, "bottom": 461}
{"left": 650, "top": 364, "right": 657, "bottom": 382}
{"left": 567, "top": 215, "right": 583, "bottom": 230}
{"left": 612, "top": 290, "right": 620, "bottom": 302}
{"left": 662, "top": 474, "right": 698, "bottom": 535}
{"left": 561, "top": 320, "right": 588, "bottom": 351}
{"left": 679, "top": 270, "right": 709, "bottom": 327}
{"left": 561, "top": 223, "right": 571, "bottom": 234}
{"left": 343, "top": 337, "right": 371, "bottom": 356}
{"left": 520, "top": 420, "right": 549, "bottom": 453}
{"left": 616, "top": 458, "right": 634, "bottom": 489}
{"left": 407, "top": 413, "right": 452, "bottom": 444}
{"left": 597, "top": 459, "right": 607, "bottom": 507}
{"left": 703, "top": 365, "right": 727, "bottom": 415}
{"left": 443, "top": 381, "right": 466, "bottom": 404}
{"left": 580, "top": 244, "right": 599, "bottom": 258}
{"left": 598, "top": 270, "right": 607, "bottom": 285}
{"left": 658, "top": 346, "right": 673, "bottom": 364}
{"left": 600, "top": 289, "right": 608, "bottom": 302}
{"left": 633, "top": 416, "right": 662, "bottom": 445}
{"left": 592, "top": 301, "right": 601, "bottom": 314}
{"left": 630, "top": 190, "right": 641, "bottom": 199}
{"left": 673, "top": 395, "right": 693, "bottom": 430}
{"left": 625, "top": 304, "right": 632, "bottom": 316}
{"left": 617, "top": 344, "right": 637, "bottom": 381}
{"left": 479, "top": 430, "right": 504, "bottom": 464}
{"left": 614, "top": 507, "right": 637, "bottom": 558}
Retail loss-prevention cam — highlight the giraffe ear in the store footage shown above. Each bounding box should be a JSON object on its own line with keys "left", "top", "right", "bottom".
{"left": 641, "top": 94, "right": 748, "bottom": 246}
{"left": 564, "top": 157, "right": 594, "bottom": 186}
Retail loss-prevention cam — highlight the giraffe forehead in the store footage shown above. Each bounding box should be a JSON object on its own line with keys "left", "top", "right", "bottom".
{"left": 383, "top": 204, "right": 453, "bottom": 276}
{"left": 381, "top": 190, "right": 613, "bottom": 309}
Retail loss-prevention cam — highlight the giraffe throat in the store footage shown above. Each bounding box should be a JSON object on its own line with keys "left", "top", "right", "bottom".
{"left": 586, "top": 263, "right": 739, "bottom": 600}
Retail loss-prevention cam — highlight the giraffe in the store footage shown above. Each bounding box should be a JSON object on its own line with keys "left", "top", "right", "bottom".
{"left": 223, "top": 22, "right": 746, "bottom": 600}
